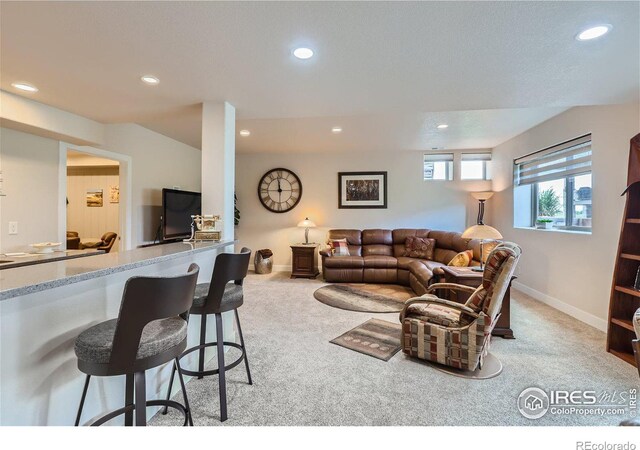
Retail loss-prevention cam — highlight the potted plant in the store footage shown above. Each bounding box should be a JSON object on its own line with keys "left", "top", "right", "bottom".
{"left": 536, "top": 219, "right": 553, "bottom": 229}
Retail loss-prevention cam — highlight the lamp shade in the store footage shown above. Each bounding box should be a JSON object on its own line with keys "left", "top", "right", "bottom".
{"left": 297, "top": 217, "right": 316, "bottom": 228}
{"left": 471, "top": 191, "right": 494, "bottom": 201}
{"left": 461, "top": 224, "right": 503, "bottom": 240}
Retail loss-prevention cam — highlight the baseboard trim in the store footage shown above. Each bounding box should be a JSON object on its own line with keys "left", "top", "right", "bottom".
{"left": 512, "top": 281, "right": 607, "bottom": 332}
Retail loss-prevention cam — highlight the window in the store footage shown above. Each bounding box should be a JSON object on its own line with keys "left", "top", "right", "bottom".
{"left": 513, "top": 134, "right": 592, "bottom": 233}
{"left": 461, "top": 153, "right": 492, "bottom": 180}
{"left": 424, "top": 153, "right": 453, "bottom": 180}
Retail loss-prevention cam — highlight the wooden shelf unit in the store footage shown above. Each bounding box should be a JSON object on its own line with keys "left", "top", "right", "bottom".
{"left": 607, "top": 133, "right": 640, "bottom": 367}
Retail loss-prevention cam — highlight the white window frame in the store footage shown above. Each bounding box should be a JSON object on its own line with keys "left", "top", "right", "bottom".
{"left": 424, "top": 153, "right": 454, "bottom": 181}
{"left": 513, "top": 134, "right": 592, "bottom": 234}
{"left": 461, "top": 152, "right": 492, "bottom": 180}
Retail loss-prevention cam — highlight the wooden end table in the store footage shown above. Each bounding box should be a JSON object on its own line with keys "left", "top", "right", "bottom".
{"left": 290, "top": 244, "right": 320, "bottom": 279}
{"left": 440, "top": 266, "right": 516, "bottom": 339}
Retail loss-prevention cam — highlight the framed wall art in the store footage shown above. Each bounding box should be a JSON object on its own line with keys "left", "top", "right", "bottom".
{"left": 86, "top": 189, "right": 103, "bottom": 207}
{"left": 338, "top": 171, "right": 387, "bottom": 209}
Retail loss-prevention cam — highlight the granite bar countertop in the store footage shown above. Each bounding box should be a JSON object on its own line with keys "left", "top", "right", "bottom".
{"left": 0, "top": 249, "right": 104, "bottom": 270}
{"left": 0, "top": 240, "right": 235, "bottom": 301}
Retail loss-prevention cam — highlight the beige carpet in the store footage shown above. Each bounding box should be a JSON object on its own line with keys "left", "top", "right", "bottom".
{"left": 151, "top": 271, "right": 639, "bottom": 426}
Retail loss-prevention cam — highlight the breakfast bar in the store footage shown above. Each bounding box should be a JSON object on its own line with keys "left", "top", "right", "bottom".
{"left": 0, "top": 240, "right": 236, "bottom": 425}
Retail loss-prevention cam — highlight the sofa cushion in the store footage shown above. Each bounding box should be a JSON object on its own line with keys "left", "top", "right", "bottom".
{"left": 323, "top": 256, "right": 364, "bottom": 269}
{"left": 362, "top": 229, "right": 393, "bottom": 245}
{"left": 397, "top": 256, "right": 429, "bottom": 270}
{"left": 448, "top": 250, "right": 473, "bottom": 267}
{"left": 407, "top": 260, "right": 433, "bottom": 284}
{"left": 329, "top": 238, "right": 350, "bottom": 256}
{"left": 362, "top": 244, "right": 393, "bottom": 257}
{"left": 392, "top": 229, "right": 430, "bottom": 257}
{"left": 423, "top": 260, "right": 447, "bottom": 275}
{"left": 328, "top": 229, "right": 362, "bottom": 256}
{"left": 402, "top": 237, "right": 436, "bottom": 260}
{"left": 363, "top": 255, "right": 397, "bottom": 268}
{"left": 433, "top": 248, "right": 459, "bottom": 265}
{"left": 404, "top": 302, "right": 470, "bottom": 327}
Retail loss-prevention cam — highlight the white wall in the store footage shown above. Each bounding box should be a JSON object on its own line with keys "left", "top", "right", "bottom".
{"left": 103, "top": 124, "right": 202, "bottom": 246}
{"left": 0, "top": 91, "right": 104, "bottom": 146}
{"left": 1, "top": 122, "right": 202, "bottom": 252}
{"left": 491, "top": 103, "right": 640, "bottom": 330}
{"left": 0, "top": 127, "right": 60, "bottom": 253}
{"left": 67, "top": 166, "right": 120, "bottom": 249}
{"left": 235, "top": 150, "right": 492, "bottom": 270}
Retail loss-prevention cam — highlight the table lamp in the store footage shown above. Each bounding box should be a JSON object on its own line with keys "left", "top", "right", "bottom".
{"left": 461, "top": 224, "right": 503, "bottom": 271}
{"left": 471, "top": 191, "right": 494, "bottom": 225}
{"left": 297, "top": 217, "right": 316, "bottom": 244}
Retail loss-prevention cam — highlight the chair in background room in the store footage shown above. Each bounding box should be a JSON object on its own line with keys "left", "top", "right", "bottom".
{"left": 400, "top": 242, "right": 521, "bottom": 379}
{"left": 163, "top": 247, "right": 252, "bottom": 422}
{"left": 81, "top": 232, "right": 118, "bottom": 253}
{"left": 66, "top": 231, "right": 80, "bottom": 250}
{"left": 73, "top": 264, "right": 200, "bottom": 426}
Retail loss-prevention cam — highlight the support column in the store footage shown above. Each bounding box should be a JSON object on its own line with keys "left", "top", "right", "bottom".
{"left": 201, "top": 102, "right": 235, "bottom": 241}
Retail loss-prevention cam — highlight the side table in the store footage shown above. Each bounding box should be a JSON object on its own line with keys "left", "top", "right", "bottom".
{"left": 290, "top": 244, "right": 320, "bottom": 279}
{"left": 440, "top": 266, "right": 515, "bottom": 339}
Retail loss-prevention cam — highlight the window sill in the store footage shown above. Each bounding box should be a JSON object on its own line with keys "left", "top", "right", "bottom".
{"left": 513, "top": 226, "right": 591, "bottom": 235}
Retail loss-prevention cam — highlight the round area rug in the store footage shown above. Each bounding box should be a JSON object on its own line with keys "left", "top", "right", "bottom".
{"left": 313, "top": 283, "right": 416, "bottom": 313}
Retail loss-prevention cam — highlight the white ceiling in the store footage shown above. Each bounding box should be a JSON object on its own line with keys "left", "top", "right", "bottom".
{"left": 1, "top": 1, "right": 638, "bottom": 152}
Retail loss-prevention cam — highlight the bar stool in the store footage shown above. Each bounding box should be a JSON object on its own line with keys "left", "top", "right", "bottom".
{"left": 163, "top": 247, "right": 252, "bottom": 422}
{"left": 73, "top": 263, "right": 200, "bottom": 426}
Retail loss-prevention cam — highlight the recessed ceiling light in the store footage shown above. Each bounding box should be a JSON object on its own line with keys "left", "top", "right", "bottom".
{"left": 293, "top": 47, "right": 314, "bottom": 60}
{"left": 239, "top": 129, "right": 251, "bottom": 137}
{"left": 331, "top": 127, "right": 342, "bottom": 134}
{"left": 11, "top": 82, "right": 38, "bottom": 93}
{"left": 437, "top": 124, "right": 449, "bottom": 129}
{"left": 141, "top": 75, "right": 160, "bottom": 85}
{"left": 576, "top": 24, "right": 612, "bottom": 41}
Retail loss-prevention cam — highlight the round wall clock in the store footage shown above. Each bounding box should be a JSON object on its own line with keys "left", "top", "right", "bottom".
{"left": 257, "top": 168, "right": 302, "bottom": 213}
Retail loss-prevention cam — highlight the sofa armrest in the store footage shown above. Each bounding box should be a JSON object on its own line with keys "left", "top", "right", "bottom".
{"left": 319, "top": 248, "right": 333, "bottom": 257}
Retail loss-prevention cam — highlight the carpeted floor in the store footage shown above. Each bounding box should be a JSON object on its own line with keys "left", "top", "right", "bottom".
{"left": 151, "top": 271, "right": 639, "bottom": 426}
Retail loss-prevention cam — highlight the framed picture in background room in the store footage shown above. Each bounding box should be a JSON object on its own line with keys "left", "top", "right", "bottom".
{"left": 338, "top": 171, "right": 387, "bottom": 209}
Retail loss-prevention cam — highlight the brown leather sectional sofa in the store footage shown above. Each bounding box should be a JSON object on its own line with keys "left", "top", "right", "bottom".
{"left": 319, "top": 229, "right": 483, "bottom": 295}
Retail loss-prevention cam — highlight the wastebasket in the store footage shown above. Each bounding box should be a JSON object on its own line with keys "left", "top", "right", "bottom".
{"left": 254, "top": 249, "right": 273, "bottom": 274}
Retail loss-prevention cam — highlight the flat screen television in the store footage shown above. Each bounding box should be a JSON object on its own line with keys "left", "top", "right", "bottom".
{"left": 162, "top": 188, "right": 201, "bottom": 241}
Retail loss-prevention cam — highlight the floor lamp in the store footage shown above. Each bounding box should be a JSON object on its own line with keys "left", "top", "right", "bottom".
{"left": 464, "top": 192, "right": 501, "bottom": 271}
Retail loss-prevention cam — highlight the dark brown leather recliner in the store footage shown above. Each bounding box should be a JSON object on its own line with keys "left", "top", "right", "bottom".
{"left": 82, "top": 232, "right": 118, "bottom": 253}
{"left": 67, "top": 231, "right": 81, "bottom": 250}
{"left": 98, "top": 232, "right": 118, "bottom": 253}
{"left": 320, "top": 228, "right": 483, "bottom": 295}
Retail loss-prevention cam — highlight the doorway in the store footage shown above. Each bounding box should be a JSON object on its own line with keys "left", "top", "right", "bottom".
{"left": 59, "top": 143, "right": 132, "bottom": 251}
{"left": 66, "top": 150, "right": 120, "bottom": 252}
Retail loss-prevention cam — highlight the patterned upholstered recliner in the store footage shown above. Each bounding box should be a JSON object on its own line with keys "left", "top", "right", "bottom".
{"left": 400, "top": 242, "right": 521, "bottom": 371}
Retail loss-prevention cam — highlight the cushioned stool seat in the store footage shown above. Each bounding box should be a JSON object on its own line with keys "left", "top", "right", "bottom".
{"left": 192, "top": 283, "right": 243, "bottom": 312}
{"left": 74, "top": 317, "right": 187, "bottom": 364}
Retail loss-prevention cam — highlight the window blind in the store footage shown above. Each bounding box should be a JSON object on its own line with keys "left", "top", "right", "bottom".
{"left": 514, "top": 134, "right": 592, "bottom": 186}
{"left": 424, "top": 153, "right": 454, "bottom": 162}
{"left": 462, "top": 152, "right": 491, "bottom": 161}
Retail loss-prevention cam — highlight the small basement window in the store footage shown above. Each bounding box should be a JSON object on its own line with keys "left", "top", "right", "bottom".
{"left": 424, "top": 153, "right": 454, "bottom": 181}
{"left": 461, "top": 152, "right": 492, "bottom": 180}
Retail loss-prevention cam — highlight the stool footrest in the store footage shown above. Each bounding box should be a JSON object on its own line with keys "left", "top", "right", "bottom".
{"left": 179, "top": 341, "right": 246, "bottom": 377}
{"left": 89, "top": 399, "right": 190, "bottom": 426}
